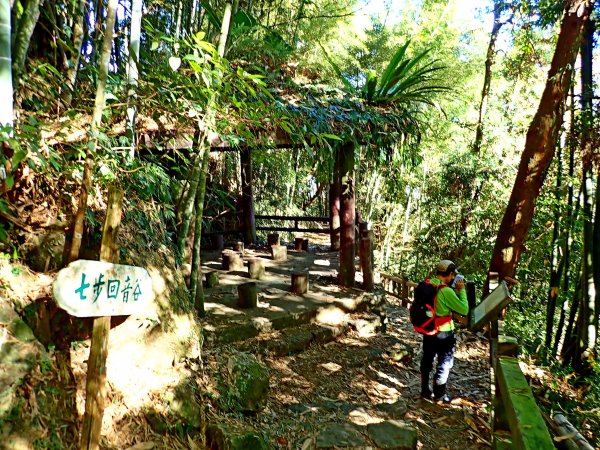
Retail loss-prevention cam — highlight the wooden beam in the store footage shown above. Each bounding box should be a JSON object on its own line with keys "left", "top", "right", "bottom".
{"left": 496, "top": 357, "right": 554, "bottom": 449}
{"left": 256, "top": 226, "right": 329, "bottom": 233}
{"left": 256, "top": 214, "right": 329, "bottom": 222}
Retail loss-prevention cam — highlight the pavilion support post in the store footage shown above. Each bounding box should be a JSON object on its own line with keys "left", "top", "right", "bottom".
{"left": 240, "top": 147, "right": 256, "bottom": 244}
{"left": 338, "top": 141, "right": 355, "bottom": 287}
{"left": 329, "top": 178, "right": 340, "bottom": 251}
{"left": 360, "top": 231, "right": 374, "bottom": 291}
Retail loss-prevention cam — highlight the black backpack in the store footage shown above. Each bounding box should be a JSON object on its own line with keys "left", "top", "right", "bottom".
{"left": 409, "top": 279, "right": 451, "bottom": 335}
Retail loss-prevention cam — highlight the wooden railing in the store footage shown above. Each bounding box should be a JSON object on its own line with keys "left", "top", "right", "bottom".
{"left": 380, "top": 273, "right": 416, "bottom": 306}
{"left": 255, "top": 215, "right": 330, "bottom": 233}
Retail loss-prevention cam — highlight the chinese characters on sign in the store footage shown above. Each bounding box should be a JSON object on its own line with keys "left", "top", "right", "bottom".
{"left": 74, "top": 273, "right": 143, "bottom": 304}
{"left": 53, "top": 260, "right": 153, "bottom": 317}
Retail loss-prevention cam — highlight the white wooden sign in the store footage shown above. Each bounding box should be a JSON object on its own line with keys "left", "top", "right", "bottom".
{"left": 53, "top": 259, "right": 153, "bottom": 317}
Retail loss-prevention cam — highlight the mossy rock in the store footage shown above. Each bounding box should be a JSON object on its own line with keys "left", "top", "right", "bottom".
{"left": 206, "top": 423, "right": 269, "bottom": 450}
{"left": 9, "top": 319, "right": 36, "bottom": 342}
{"left": 219, "top": 351, "right": 269, "bottom": 413}
{"left": 144, "top": 410, "right": 170, "bottom": 435}
{"left": 168, "top": 381, "right": 202, "bottom": 428}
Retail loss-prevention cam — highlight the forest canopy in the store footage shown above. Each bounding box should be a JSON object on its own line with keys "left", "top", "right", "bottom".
{"left": 0, "top": 0, "right": 599, "bottom": 446}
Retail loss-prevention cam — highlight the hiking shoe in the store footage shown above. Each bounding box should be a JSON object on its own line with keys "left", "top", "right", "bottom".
{"left": 420, "top": 390, "right": 433, "bottom": 400}
{"left": 433, "top": 394, "right": 452, "bottom": 404}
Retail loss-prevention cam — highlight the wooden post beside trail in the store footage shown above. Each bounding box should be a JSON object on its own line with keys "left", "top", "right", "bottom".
{"left": 329, "top": 182, "right": 340, "bottom": 251}
{"left": 291, "top": 271, "right": 309, "bottom": 295}
{"left": 233, "top": 241, "right": 244, "bottom": 255}
{"left": 294, "top": 237, "right": 304, "bottom": 251}
{"left": 213, "top": 234, "right": 224, "bottom": 250}
{"left": 79, "top": 187, "right": 122, "bottom": 450}
{"left": 338, "top": 141, "right": 355, "bottom": 287}
{"left": 302, "top": 238, "right": 309, "bottom": 251}
{"left": 52, "top": 187, "right": 154, "bottom": 450}
{"left": 359, "top": 231, "right": 374, "bottom": 291}
{"left": 270, "top": 245, "right": 287, "bottom": 261}
{"left": 267, "top": 233, "right": 279, "bottom": 247}
{"left": 222, "top": 250, "right": 243, "bottom": 271}
{"left": 205, "top": 271, "right": 219, "bottom": 288}
{"left": 400, "top": 276, "right": 409, "bottom": 307}
{"left": 467, "top": 281, "right": 477, "bottom": 311}
{"left": 237, "top": 282, "right": 257, "bottom": 308}
{"left": 247, "top": 258, "right": 265, "bottom": 280}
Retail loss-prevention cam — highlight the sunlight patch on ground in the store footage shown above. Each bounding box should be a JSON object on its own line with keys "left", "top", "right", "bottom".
{"left": 371, "top": 367, "right": 406, "bottom": 388}
{"left": 348, "top": 406, "right": 384, "bottom": 426}
{"left": 319, "top": 361, "right": 342, "bottom": 373}
{"left": 204, "top": 302, "right": 244, "bottom": 315}
{"left": 251, "top": 316, "right": 273, "bottom": 332}
{"left": 314, "top": 306, "right": 347, "bottom": 325}
{"left": 313, "top": 259, "right": 330, "bottom": 266}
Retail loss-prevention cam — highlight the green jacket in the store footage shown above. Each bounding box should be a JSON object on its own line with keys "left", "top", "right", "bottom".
{"left": 429, "top": 278, "right": 469, "bottom": 332}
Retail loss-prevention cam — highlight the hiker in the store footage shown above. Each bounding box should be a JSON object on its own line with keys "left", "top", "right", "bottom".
{"left": 419, "top": 259, "right": 468, "bottom": 402}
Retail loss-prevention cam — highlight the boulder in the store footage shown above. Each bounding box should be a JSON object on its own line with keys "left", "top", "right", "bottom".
{"left": 206, "top": 423, "right": 269, "bottom": 450}
{"left": 220, "top": 351, "right": 269, "bottom": 413}
{"left": 315, "top": 423, "right": 368, "bottom": 448}
{"left": 366, "top": 420, "right": 417, "bottom": 449}
{"left": 0, "top": 305, "right": 46, "bottom": 417}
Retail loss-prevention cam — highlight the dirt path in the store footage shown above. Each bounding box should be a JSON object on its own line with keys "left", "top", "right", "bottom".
{"left": 200, "top": 301, "right": 493, "bottom": 449}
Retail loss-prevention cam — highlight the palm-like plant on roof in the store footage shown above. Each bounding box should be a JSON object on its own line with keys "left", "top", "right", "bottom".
{"left": 362, "top": 41, "right": 449, "bottom": 106}
{"left": 324, "top": 40, "right": 449, "bottom": 108}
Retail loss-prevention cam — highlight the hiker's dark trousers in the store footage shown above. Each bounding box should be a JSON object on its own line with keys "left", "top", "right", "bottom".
{"left": 420, "top": 331, "right": 456, "bottom": 386}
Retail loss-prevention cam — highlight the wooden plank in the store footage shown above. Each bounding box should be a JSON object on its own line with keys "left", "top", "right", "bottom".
{"left": 256, "top": 226, "right": 329, "bottom": 233}
{"left": 255, "top": 215, "right": 329, "bottom": 222}
{"left": 470, "top": 281, "right": 512, "bottom": 331}
{"left": 496, "top": 357, "right": 554, "bottom": 449}
{"left": 497, "top": 335, "right": 519, "bottom": 357}
{"left": 380, "top": 273, "right": 403, "bottom": 284}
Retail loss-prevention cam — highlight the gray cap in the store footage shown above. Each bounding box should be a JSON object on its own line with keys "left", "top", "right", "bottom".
{"left": 437, "top": 260, "right": 456, "bottom": 273}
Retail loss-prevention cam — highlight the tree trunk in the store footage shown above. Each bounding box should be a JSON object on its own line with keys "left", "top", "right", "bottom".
{"left": 11, "top": 0, "right": 43, "bottom": 86}
{"left": 329, "top": 147, "right": 341, "bottom": 251}
{"left": 553, "top": 86, "right": 578, "bottom": 357}
{"left": 0, "top": 0, "right": 13, "bottom": 128}
{"left": 64, "top": 0, "right": 118, "bottom": 265}
{"left": 217, "top": 2, "right": 232, "bottom": 57}
{"left": 561, "top": 277, "right": 582, "bottom": 365}
{"left": 473, "top": 0, "right": 507, "bottom": 155}
{"left": 126, "top": 0, "right": 143, "bottom": 158}
{"left": 183, "top": 2, "right": 231, "bottom": 304}
{"left": 62, "top": 0, "right": 86, "bottom": 107}
{"left": 176, "top": 131, "right": 204, "bottom": 265}
{"left": 573, "top": 17, "right": 596, "bottom": 372}
{"left": 484, "top": 0, "right": 591, "bottom": 296}
{"left": 338, "top": 141, "right": 355, "bottom": 287}
{"left": 545, "top": 144, "right": 563, "bottom": 352}
{"left": 191, "top": 143, "right": 209, "bottom": 316}
{"left": 174, "top": 0, "right": 183, "bottom": 40}
{"left": 240, "top": 147, "right": 256, "bottom": 244}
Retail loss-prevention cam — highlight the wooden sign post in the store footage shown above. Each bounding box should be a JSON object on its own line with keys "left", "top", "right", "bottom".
{"left": 52, "top": 188, "right": 153, "bottom": 450}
